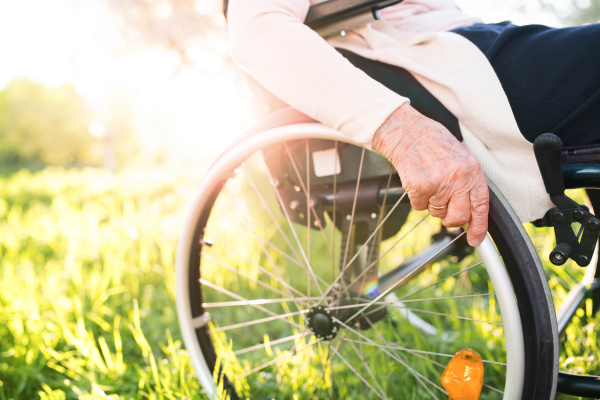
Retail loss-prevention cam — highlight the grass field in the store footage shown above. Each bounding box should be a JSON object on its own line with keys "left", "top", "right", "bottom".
{"left": 0, "top": 166, "right": 598, "bottom": 399}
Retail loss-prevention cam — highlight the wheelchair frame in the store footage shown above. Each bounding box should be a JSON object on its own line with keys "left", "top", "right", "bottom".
{"left": 176, "top": 124, "right": 532, "bottom": 399}
{"left": 212, "top": 0, "right": 600, "bottom": 397}
{"left": 552, "top": 156, "right": 600, "bottom": 398}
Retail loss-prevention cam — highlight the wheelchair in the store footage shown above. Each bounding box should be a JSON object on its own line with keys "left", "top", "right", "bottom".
{"left": 175, "top": 1, "right": 600, "bottom": 398}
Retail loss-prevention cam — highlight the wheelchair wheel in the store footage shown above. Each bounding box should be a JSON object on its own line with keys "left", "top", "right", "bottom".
{"left": 176, "top": 124, "right": 558, "bottom": 399}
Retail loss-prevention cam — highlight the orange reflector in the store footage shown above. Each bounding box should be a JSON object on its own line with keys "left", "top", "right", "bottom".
{"left": 441, "top": 349, "right": 484, "bottom": 400}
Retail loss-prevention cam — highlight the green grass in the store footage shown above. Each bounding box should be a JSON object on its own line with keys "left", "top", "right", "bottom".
{"left": 0, "top": 167, "right": 598, "bottom": 399}
{"left": 0, "top": 166, "right": 207, "bottom": 400}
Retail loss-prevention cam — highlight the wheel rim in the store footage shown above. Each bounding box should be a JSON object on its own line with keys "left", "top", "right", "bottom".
{"left": 176, "top": 124, "right": 525, "bottom": 399}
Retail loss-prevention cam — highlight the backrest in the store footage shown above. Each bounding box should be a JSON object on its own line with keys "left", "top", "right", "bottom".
{"left": 223, "top": 0, "right": 401, "bottom": 27}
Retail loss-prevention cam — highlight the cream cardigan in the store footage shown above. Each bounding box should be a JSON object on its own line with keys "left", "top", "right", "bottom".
{"left": 228, "top": 0, "right": 554, "bottom": 222}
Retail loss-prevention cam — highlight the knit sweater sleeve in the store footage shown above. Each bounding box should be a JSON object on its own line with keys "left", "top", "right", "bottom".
{"left": 227, "top": 0, "right": 409, "bottom": 147}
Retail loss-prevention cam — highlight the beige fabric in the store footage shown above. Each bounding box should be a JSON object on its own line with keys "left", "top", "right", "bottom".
{"left": 328, "top": 22, "right": 554, "bottom": 221}
{"left": 228, "top": 0, "right": 554, "bottom": 222}
{"left": 228, "top": 0, "right": 410, "bottom": 147}
{"left": 379, "top": 0, "right": 482, "bottom": 33}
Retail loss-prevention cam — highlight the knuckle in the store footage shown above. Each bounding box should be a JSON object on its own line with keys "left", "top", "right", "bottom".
{"left": 447, "top": 215, "right": 469, "bottom": 227}
{"left": 472, "top": 201, "right": 489, "bottom": 216}
{"left": 409, "top": 182, "right": 435, "bottom": 197}
{"left": 468, "top": 155, "right": 482, "bottom": 171}
{"left": 451, "top": 166, "right": 471, "bottom": 186}
{"left": 410, "top": 201, "right": 427, "bottom": 211}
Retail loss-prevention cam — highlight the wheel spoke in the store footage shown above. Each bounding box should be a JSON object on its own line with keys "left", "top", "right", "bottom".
{"left": 340, "top": 192, "right": 408, "bottom": 284}
{"left": 239, "top": 336, "right": 320, "bottom": 378}
{"left": 340, "top": 148, "right": 365, "bottom": 271}
{"left": 241, "top": 164, "right": 305, "bottom": 266}
{"left": 282, "top": 141, "right": 334, "bottom": 256}
{"left": 359, "top": 316, "right": 447, "bottom": 399}
{"left": 324, "top": 293, "right": 496, "bottom": 311}
{"left": 398, "top": 293, "right": 496, "bottom": 303}
{"left": 343, "top": 231, "right": 467, "bottom": 325}
{"left": 201, "top": 246, "right": 304, "bottom": 298}
{"left": 359, "top": 166, "right": 394, "bottom": 295}
{"left": 386, "top": 306, "right": 501, "bottom": 325}
{"left": 200, "top": 278, "right": 306, "bottom": 331}
{"left": 339, "top": 338, "right": 507, "bottom": 366}
{"left": 264, "top": 165, "right": 326, "bottom": 297}
{"left": 209, "top": 208, "right": 304, "bottom": 268}
{"left": 232, "top": 332, "right": 306, "bottom": 355}
{"left": 209, "top": 310, "right": 307, "bottom": 333}
{"left": 251, "top": 331, "right": 311, "bottom": 398}
{"left": 335, "top": 317, "right": 445, "bottom": 399}
{"left": 207, "top": 225, "right": 329, "bottom": 289}
{"left": 317, "top": 191, "right": 408, "bottom": 306}
{"left": 211, "top": 194, "right": 306, "bottom": 314}
{"left": 330, "top": 344, "right": 386, "bottom": 400}
{"left": 336, "top": 148, "right": 366, "bottom": 303}
{"left": 484, "top": 384, "right": 505, "bottom": 394}
{"left": 201, "top": 252, "right": 291, "bottom": 298}
{"left": 344, "top": 213, "right": 430, "bottom": 291}
{"left": 399, "top": 261, "right": 483, "bottom": 300}
{"left": 346, "top": 339, "right": 388, "bottom": 399}
{"left": 203, "top": 297, "right": 323, "bottom": 309}
{"left": 306, "top": 140, "right": 312, "bottom": 306}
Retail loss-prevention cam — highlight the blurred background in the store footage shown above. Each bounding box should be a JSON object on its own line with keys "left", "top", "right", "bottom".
{"left": 1, "top": 1, "right": 599, "bottom": 399}
{"left": 0, "top": 0, "right": 598, "bottom": 172}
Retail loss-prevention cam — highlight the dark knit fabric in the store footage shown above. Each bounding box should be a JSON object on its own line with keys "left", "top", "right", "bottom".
{"left": 452, "top": 22, "right": 600, "bottom": 147}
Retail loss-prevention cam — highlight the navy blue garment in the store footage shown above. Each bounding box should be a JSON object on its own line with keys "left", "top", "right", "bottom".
{"left": 452, "top": 22, "right": 600, "bottom": 147}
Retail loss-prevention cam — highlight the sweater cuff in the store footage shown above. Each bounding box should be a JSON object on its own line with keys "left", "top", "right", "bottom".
{"left": 318, "top": 68, "right": 409, "bottom": 149}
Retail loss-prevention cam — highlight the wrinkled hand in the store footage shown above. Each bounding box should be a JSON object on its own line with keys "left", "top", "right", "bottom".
{"left": 372, "top": 103, "right": 489, "bottom": 247}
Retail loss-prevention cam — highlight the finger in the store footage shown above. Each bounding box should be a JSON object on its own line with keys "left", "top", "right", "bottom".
{"left": 466, "top": 180, "right": 489, "bottom": 247}
{"left": 427, "top": 191, "right": 452, "bottom": 219}
{"left": 428, "top": 201, "right": 448, "bottom": 219}
{"left": 404, "top": 177, "right": 436, "bottom": 211}
{"left": 441, "top": 190, "right": 471, "bottom": 228}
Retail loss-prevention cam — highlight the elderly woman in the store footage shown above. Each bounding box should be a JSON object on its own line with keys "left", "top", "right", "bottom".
{"left": 226, "top": 0, "right": 600, "bottom": 247}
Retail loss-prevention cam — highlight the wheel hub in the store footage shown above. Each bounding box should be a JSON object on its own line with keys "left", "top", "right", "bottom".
{"left": 307, "top": 305, "right": 338, "bottom": 340}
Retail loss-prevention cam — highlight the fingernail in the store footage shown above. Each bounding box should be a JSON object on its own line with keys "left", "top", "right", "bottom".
{"left": 470, "top": 238, "right": 482, "bottom": 247}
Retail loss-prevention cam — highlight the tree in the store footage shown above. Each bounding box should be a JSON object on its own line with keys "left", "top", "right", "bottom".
{"left": 0, "top": 79, "right": 98, "bottom": 166}
{"left": 540, "top": 0, "right": 600, "bottom": 25}
{"left": 105, "top": 0, "right": 232, "bottom": 75}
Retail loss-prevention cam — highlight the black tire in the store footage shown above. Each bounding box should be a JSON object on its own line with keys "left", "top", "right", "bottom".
{"left": 180, "top": 134, "right": 558, "bottom": 399}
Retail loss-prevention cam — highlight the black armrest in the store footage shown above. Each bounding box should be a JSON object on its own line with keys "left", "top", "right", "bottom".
{"left": 305, "top": 0, "right": 402, "bottom": 29}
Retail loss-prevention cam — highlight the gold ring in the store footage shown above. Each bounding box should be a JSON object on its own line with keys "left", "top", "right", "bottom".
{"left": 428, "top": 202, "right": 447, "bottom": 210}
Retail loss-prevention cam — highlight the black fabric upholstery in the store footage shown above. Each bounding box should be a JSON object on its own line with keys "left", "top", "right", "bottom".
{"left": 335, "top": 48, "right": 462, "bottom": 140}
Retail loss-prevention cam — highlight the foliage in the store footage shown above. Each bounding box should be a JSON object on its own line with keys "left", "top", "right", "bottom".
{"left": 568, "top": 0, "right": 600, "bottom": 25}
{"left": 0, "top": 167, "right": 599, "bottom": 399}
{"left": 540, "top": 0, "right": 600, "bottom": 25}
{"left": 105, "top": 0, "right": 232, "bottom": 75}
{"left": 0, "top": 79, "right": 142, "bottom": 171}
{"left": 0, "top": 80, "right": 97, "bottom": 166}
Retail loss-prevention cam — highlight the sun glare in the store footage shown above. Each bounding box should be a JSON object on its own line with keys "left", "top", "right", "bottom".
{"left": 0, "top": 0, "right": 248, "bottom": 161}
{"left": 0, "top": 0, "right": 564, "bottom": 164}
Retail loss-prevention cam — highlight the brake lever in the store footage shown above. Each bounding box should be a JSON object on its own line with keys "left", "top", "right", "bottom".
{"left": 533, "top": 133, "right": 600, "bottom": 266}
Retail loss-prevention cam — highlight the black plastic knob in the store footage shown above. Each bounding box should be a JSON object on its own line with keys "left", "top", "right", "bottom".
{"left": 587, "top": 219, "right": 599, "bottom": 232}
{"left": 550, "top": 242, "right": 572, "bottom": 266}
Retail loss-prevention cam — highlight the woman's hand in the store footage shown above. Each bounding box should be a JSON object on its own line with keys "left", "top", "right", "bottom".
{"left": 373, "top": 103, "right": 489, "bottom": 247}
